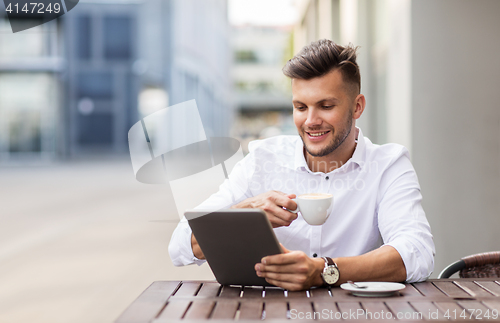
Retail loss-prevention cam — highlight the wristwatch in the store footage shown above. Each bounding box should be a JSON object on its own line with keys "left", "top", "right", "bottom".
{"left": 321, "top": 257, "right": 340, "bottom": 285}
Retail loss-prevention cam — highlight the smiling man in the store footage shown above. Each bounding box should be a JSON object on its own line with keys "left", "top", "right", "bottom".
{"left": 169, "top": 39, "right": 435, "bottom": 291}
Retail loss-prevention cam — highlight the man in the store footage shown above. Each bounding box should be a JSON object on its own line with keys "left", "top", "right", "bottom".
{"left": 169, "top": 39, "right": 435, "bottom": 291}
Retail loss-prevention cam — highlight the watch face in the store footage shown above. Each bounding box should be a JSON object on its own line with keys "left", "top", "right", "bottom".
{"left": 323, "top": 266, "right": 340, "bottom": 285}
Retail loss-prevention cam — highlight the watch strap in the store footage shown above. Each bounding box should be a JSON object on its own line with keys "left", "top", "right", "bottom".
{"left": 323, "top": 256, "right": 334, "bottom": 267}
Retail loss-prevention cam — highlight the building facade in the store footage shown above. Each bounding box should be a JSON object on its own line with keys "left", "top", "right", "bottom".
{"left": 0, "top": 0, "right": 233, "bottom": 161}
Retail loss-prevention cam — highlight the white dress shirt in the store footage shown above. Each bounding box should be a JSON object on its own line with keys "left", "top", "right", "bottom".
{"left": 168, "top": 128, "right": 435, "bottom": 283}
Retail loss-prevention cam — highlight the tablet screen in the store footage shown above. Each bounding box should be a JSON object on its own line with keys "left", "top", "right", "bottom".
{"left": 187, "top": 209, "right": 282, "bottom": 286}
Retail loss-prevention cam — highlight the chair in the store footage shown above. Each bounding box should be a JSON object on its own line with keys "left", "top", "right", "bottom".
{"left": 438, "top": 251, "right": 500, "bottom": 279}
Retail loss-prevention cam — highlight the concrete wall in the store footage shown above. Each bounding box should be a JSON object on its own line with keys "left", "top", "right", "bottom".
{"left": 411, "top": 0, "right": 500, "bottom": 276}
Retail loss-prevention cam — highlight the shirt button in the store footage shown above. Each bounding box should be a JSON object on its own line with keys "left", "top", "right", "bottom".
{"left": 325, "top": 176, "right": 329, "bottom": 180}
{"left": 313, "top": 253, "right": 317, "bottom": 257}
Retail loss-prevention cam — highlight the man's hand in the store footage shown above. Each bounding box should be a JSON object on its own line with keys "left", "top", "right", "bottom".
{"left": 191, "top": 233, "right": 205, "bottom": 259}
{"left": 255, "top": 244, "right": 325, "bottom": 291}
{"left": 231, "top": 191, "right": 298, "bottom": 228}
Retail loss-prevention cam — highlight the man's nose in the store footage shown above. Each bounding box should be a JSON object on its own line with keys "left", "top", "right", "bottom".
{"left": 305, "top": 108, "right": 322, "bottom": 127}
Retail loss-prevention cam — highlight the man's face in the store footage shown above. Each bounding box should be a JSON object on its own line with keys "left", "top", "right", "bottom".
{"left": 292, "top": 69, "right": 361, "bottom": 158}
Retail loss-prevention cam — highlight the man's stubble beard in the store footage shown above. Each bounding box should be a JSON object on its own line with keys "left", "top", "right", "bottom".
{"left": 300, "top": 110, "right": 353, "bottom": 158}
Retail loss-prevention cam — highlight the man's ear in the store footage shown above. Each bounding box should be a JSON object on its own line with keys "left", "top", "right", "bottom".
{"left": 353, "top": 94, "right": 366, "bottom": 120}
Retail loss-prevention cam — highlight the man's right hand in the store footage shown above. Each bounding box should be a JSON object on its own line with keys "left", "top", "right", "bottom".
{"left": 230, "top": 191, "right": 298, "bottom": 228}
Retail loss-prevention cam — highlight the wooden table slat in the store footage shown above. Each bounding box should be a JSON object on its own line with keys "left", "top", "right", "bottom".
{"left": 287, "top": 290, "right": 308, "bottom": 298}
{"left": 337, "top": 302, "right": 363, "bottom": 320}
{"left": 171, "top": 282, "right": 201, "bottom": 297}
{"left": 385, "top": 301, "right": 423, "bottom": 321}
{"left": 264, "top": 287, "right": 285, "bottom": 298}
{"left": 183, "top": 299, "right": 215, "bottom": 320}
{"left": 457, "top": 300, "right": 498, "bottom": 320}
{"left": 475, "top": 281, "right": 500, "bottom": 297}
{"left": 483, "top": 300, "right": 500, "bottom": 318}
{"left": 211, "top": 299, "right": 239, "bottom": 320}
{"left": 115, "top": 281, "right": 180, "bottom": 323}
{"left": 454, "top": 281, "right": 495, "bottom": 297}
{"left": 433, "top": 281, "right": 472, "bottom": 298}
{"left": 242, "top": 286, "right": 263, "bottom": 298}
{"left": 361, "top": 302, "right": 394, "bottom": 320}
{"left": 154, "top": 299, "right": 191, "bottom": 322}
{"left": 309, "top": 287, "right": 331, "bottom": 298}
{"left": 314, "top": 301, "right": 340, "bottom": 321}
{"left": 218, "top": 285, "right": 241, "bottom": 298}
{"left": 239, "top": 300, "right": 263, "bottom": 320}
{"left": 330, "top": 286, "right": 355, "bottom": 298}
{"left": 400, "top": 283, "right": 424, "bottom": 297}
{"left": 263, "top": 301, "right": 288, "bottom": 320}
{"left": 289, "top": 300, "right": 314, "bottom": 319}
{"left": 410, "top": 301, "right": 447, "bottom": 320}
{"left": 412, "top": 281, "right": 447, "bottom": 297}
{"left": 196, "top": 282, "right": 221, "bottom": 297}
{"left": 434, "top": 301, "right": 470, "bottom": 321}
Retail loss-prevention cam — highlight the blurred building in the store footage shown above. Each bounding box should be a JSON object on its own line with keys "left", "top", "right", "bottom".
{"left": 0, "top": 0, "right": 232, "bottom": 162}
{"left": 230, "top": 25, "right": 295, "bottom": 152}
{"left": 64, "top": 1, "right": 141, "bottom": 156}
{"left": 294, "top": 0, "right": 500, "bottom": 277}
{"left": 232, "top": 26, "right": 291, "bottom": 111}
{"left": 0, "top": 16, "right": 62, "bottom": 162}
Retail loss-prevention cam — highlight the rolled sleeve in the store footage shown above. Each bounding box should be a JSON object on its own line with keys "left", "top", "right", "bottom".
{"left": 377, "top": 151, "right": 435, "bottom": 282}
{"left": 385, "top": 232, "right": 435, "bottom": 282}
{"left": 168, "top": 217, "right": 206, "bottom": 266}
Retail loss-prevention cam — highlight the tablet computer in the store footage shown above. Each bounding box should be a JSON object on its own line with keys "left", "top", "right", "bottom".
{"left": 186, "top": 209, "right": 282, "bottom": 286}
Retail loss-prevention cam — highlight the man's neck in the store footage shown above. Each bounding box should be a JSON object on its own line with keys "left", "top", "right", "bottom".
{"left": 305, "top": 128, "right": 359, "bottom": 173}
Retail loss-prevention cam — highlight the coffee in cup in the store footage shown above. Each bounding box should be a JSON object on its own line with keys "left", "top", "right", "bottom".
{"left": 289, "top": 193, "right": 333, "bottom": 225}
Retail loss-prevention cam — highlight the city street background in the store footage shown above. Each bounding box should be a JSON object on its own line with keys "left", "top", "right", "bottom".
{"left": 1, "top": 0, "right": 500, "bottom": 322}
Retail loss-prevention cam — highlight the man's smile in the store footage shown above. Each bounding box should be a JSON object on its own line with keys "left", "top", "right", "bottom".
{"left": 305, "top": 130, "right": 331, "bottom": 141}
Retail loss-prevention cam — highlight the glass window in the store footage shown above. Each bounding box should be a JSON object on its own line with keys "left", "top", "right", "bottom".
{"left": 0, "top": 18, "right": 50, "bottom": 58}
{"left": 76, "top": 15, "right": 91, "bottom": 60}
{"left": 77, "top": 114, "right": 113, "bottom": 145}
{"left": 77, "top": 72, "right": 113, "bottom": 99}
{"left": 7, "top": 110, "right": 41, "bottom": 152}
{"left": 103, "top": 16, "right": 132, "bottom": 60}
{"left": 0, "top": 73, "right": 57, "bottom": 155}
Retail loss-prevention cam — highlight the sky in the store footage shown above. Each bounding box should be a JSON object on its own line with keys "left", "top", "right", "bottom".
{"left": 228, "top": 0, "right": 299, "bottom": 26}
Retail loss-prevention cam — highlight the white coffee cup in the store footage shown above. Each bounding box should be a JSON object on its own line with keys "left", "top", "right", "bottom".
{"left": 289, "top": 193, "right": 334, "bottom": 225}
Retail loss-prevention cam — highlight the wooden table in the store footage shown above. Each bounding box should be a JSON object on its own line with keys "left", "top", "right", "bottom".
{"left": 115, "top": 279, "right": 500, "bottom": 322}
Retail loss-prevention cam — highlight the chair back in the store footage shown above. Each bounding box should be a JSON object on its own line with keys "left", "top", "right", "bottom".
{"left": 460, "top": 251, "right": 500, "bottom": 278}
{"left": 438, "top": 251, "right": 500, "bottom": 279}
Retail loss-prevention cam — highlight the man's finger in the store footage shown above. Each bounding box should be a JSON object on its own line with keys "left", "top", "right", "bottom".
{"left": 266, "top": 207, "right": 296, "bottom": 228}
{"left": 264, "top": 278, "right": 303, "bottom": 291}
{"left": 273, "top": 195, "right": 297, "bottom": 211}
{"left": 257, "top": 271, "right": 299, "bottom": 281}
{"left": 256, "top": 263, "right": 298, "bottom": 274}
{"left": 262, "top": 251, "right": 303, "bottom": 266}
{"left": 268, "top": 214, "right": 293, "bottom": 228}
{"left": 270, "top": 205, "right": 298, "bottom": 223}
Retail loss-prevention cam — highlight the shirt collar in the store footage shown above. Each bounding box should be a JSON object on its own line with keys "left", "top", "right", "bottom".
{"left": 294, "top": 127, "right": 367, "bottom": 172}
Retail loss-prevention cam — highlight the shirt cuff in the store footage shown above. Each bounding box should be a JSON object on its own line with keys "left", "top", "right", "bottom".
{"left": 384, "top": 237, "right": 434, "bottom": 283}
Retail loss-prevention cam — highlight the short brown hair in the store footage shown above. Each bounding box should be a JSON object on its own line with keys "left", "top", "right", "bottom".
{"left": 283, "top": 39, "right": 360, "bottom": 94}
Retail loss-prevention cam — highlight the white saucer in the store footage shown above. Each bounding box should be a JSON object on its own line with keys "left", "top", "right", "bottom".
{"left": 340, "top": 282, "right": 406, "bottom": 297}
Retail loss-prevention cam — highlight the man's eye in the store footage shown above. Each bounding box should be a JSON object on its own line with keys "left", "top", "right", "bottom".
{"left": 322, "top": 105, "right": 334, "bottom": 109}
{"left": 295, "top": 106, "right": 306, "bottom": 111}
